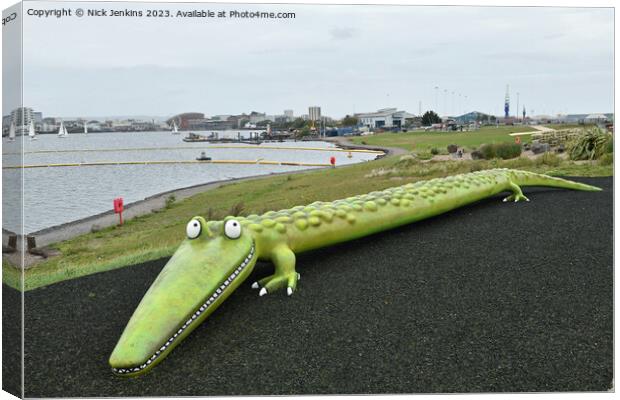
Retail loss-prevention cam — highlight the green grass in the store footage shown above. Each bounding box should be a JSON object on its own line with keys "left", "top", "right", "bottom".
{"left": 544, "top": 124, "right": 595, "bottom": 130}
{"left": 3, "top": 154, "right": 612, "bottom": 291}
{"left": 350, "top": 126, "right": 537, "bottom": 153}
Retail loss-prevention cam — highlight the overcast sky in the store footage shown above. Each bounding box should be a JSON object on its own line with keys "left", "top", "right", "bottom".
{"left": 12, "top": 2, "right": 614, "bottom": 118}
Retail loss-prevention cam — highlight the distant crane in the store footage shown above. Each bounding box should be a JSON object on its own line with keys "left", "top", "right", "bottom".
{"left": 504, "top": 85, "right": 510, "bottom": 119}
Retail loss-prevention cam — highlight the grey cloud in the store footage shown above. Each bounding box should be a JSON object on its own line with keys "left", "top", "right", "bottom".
{"left": 16, "top": 2, "right": 614, "bottom": 118}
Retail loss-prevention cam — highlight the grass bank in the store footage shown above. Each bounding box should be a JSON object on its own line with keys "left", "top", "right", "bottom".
{"left": 349, "top": 126, "right": 537, "bottom": 153}
{"left": 3, "top": 154, "right": 612, "bottom": 291}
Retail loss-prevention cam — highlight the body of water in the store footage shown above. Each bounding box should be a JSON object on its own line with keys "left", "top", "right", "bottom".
{"left": 2, "top": 131, "right": 377, "bottom": 234}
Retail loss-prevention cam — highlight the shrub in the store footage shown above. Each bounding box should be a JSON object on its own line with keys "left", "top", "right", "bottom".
{"left": 478, "top": 143, "right": 522, "bottom": 160}
{"left": 605, "top": 138, "right": 614, "bottom": 153}
{"left": 494, "top": 143, "right": 522, "bottom": 159}
{"left": 470, "top": 150, "right": 484, "bottom": 160}
{"left": 396, "top": 154, "right": 419, "bottom": 168}
{"left": 165, "top": 195, "right": 176, "bottom": 209}
{"left": 447, "top": 144, "right": 458, "bottom": 154}
{"left": 228, "top": 202, "right": 245, "bottom": 217}
{"left": 417, "top": 152, "right": 434, "bottom": 160}
{"left": 430, "top": 148, "right": 439, "bottom": 155}
{"left": 538, "top": 152, "right": 561, "bottom": 167}
{"left": 568, "top": 127, "right": 612, "bottom": 160}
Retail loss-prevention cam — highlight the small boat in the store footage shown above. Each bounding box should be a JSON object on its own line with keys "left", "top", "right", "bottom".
{"left": 28, "top": 121, "right": 37, "bottom": 140}
{"left": 171, "top": 122, "right": 180, "bottom": 135}
{"left": 196, "top": 151, "right": 212, "bottom": 161}
{"left": 347, "top": 151, "right": 353, "bottom": 158}
{"left": 8, "top": 122, "right": 16, "bottom": 141}
{"left": 84, "top": 123, "right": 88, "bottom": 134}
{"left": 58, "top": 121, "right": 68, "bottom": 138}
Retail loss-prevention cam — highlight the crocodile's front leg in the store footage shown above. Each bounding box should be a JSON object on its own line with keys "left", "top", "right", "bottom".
{"left": 251, "top": 244, "right": 300, "bottom": 296}
{"left": 503, "top": 181, "right": 530, "bottom": 203}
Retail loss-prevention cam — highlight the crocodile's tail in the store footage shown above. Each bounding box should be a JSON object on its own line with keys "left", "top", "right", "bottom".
{"left": 506, "top": 169, "right": 602, "bottom": 192}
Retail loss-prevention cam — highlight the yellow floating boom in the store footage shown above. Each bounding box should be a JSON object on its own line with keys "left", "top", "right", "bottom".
{"left": 3, "top": 159, "right": 333, "bottom": 169}
{"left": 4, "top": 145, "right": 383, "bottom": 156}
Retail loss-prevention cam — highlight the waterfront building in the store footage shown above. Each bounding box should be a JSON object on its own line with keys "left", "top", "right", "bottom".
{"left": 284, "top": 110, "right": 294, "bottom": 121}
{"left": 355, "top": 108, "right": 415, "bottom": 129}
{"left": 454, "top": 111, "right": 494, "bottom": 124}
{"left": 10, "top": 106, "right": 35, "bottom": 127}
{"left": 309, "top": 106, "right": 321, "bottom": 121}
{"left": 249, "top": 112, "right": 267, "bottom": 124}
{"left": 167, "top": 113, "right": 205, "bottom": 130}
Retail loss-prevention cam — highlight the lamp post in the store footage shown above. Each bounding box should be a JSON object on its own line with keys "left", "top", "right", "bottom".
{"left": 516, "top": 92, "right": 520, "bottom": 123}
{"left": 434, "top": 86, "right": 439, "bottom": 112}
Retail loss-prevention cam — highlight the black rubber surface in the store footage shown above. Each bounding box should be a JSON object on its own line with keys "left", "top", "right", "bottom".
{"left": 11, "top": 176, "right": 613, "bottom": 396}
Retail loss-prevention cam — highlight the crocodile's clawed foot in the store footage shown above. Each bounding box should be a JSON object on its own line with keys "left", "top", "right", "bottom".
{"left": 253, "top": 272, "right": 300, "bottom": 296}
{"left": 503, "top": 193, "right": 530, "bottom": 203}
{"left": 504, "top": 182, "right": 530, "bottom": 203}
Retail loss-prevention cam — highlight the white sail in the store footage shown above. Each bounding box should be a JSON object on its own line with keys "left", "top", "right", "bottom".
{"left": 9, "top": 122, "right": 16, "bottom": 140}
{"left": 84, "top": 123, "right": 88, "bottom": 134}
{"left": 58, "top": 121, "right": 68, "bottom": 137}
{"left": 172, "top": 122, "right": 179, "bottom": 134}
{"left": 28, "top": 121, "right": 35, "bottom": 137}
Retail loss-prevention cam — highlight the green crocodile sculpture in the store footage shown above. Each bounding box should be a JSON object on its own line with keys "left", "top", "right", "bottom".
{"left": 109, "top": 168, "right": 600, "bottom": 376}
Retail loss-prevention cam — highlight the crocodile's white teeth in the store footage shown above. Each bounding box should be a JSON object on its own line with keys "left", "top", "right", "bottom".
{"left": 259, "top": 288, "right": 268, "bottom": 297}
{"left": 113, "top": 241, "right": 255, "bottom": 375}
{"left": 251, "top": 282, "right": 260, "bottom": 289}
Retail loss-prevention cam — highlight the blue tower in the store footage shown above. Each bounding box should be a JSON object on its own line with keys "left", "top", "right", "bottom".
{"left": 504, "top": 85, "right": 510, "bottom": 118}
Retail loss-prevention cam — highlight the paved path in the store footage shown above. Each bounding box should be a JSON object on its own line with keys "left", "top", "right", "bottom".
{"left": 323, "top": 136, "right": 408, "bottom": 156}
{"left": 509, "top": 125, "right": 556, "bottom": 137}
{"left": 4, "top": 177, "right": 612, "bottom": 396}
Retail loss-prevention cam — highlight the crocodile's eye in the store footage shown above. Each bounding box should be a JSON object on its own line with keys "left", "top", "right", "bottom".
{"left": 224, "top": 219, "right": 241, "bottom": 239}
{"left": 186, "top": 219, "right": 202, "bottom": 239}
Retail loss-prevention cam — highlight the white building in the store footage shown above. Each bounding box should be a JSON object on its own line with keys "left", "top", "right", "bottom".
{"left": 356, "top": 108, "right": 415, "bottom": 129}
{"left": 284, "top": 110, "right": 294, "bottom": 120}
{"left": 309, "top": 106, "right": 321, "bottom": 121}
{"left": 249, "top": 113, "right": 274, "bottom": 123}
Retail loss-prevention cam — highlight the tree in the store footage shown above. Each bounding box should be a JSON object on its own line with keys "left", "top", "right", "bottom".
{"left": 421, "top": 110, "right": 441, "bottom": 126}
{"left": 340, "top": 115, "right": 358, "bottom": 127}
{"left": 292, "top": 118, "right": 307, "bottom": 129}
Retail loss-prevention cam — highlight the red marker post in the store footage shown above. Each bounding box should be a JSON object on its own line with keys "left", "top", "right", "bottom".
{"left": 330, "top": 156, "right": 336, "bottom": 168}
{"left": 113, "top": 197, "right": 124, "bottom": 225}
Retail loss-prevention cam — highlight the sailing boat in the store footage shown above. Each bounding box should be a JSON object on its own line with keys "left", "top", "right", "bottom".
{"left": 28, "top": 120, "right": 37, "bottom": 140}
{"left": 83, "top": 123, "right": 88, "bottom": 134}
{"left": 171, "top": 121, "right": 180, "bottom": 135}
{"left": 58, "top": 121, "right": 68, "bottom": 138}
{"left": 8, "top": 122, "right": 15, "bottom": 141}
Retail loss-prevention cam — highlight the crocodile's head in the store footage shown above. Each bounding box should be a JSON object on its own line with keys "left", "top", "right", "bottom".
{"left": 109, "top": 216, "right": 258, "bottom": 377}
